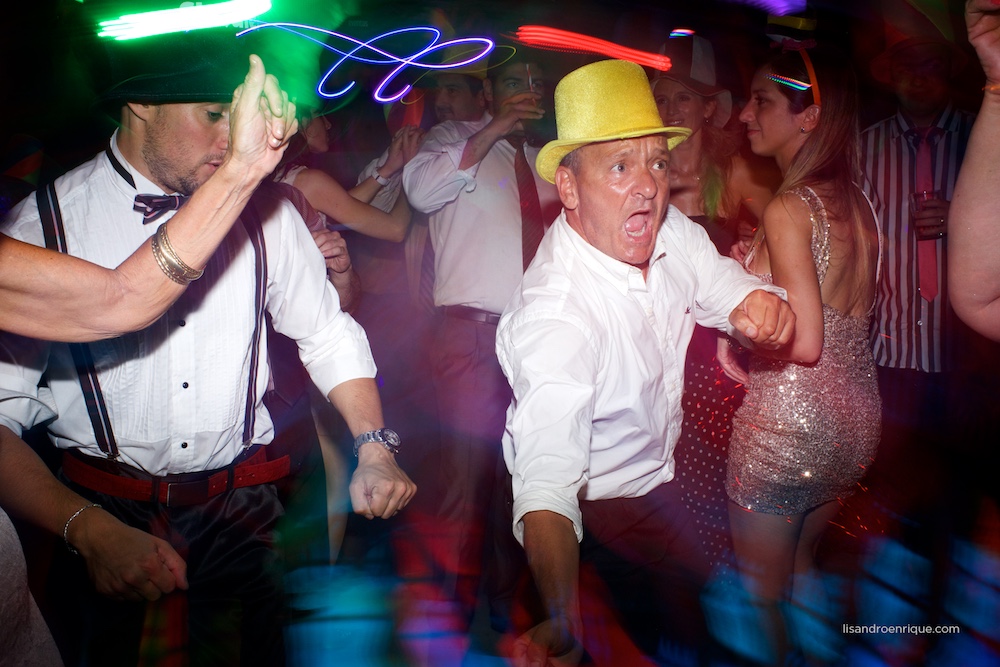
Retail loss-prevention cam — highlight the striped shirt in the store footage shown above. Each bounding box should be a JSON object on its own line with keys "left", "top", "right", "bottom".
{"left": 861, "top": 105, "right": 975, "bottom": 373}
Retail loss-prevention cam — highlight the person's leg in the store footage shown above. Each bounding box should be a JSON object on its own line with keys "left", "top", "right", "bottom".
{"left": 729, "top": 502, "right": 804, "bottom": 665}
{"left": 182, "top": 484, "right": 286, "bottom": 667}
{"left": 794, "top": 500, "right": 841, "bottom": 579}
{"left": 581, "top": 485, "right": 711, "bottom": 659}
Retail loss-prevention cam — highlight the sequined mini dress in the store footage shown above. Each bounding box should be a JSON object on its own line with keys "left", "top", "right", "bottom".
{"left": 727, "top": 186, "right": 881, "bottom": 515}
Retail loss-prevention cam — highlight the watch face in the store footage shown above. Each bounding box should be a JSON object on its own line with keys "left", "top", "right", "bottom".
{"left": 381, "top": 428, "right": 401, "bottom": 447}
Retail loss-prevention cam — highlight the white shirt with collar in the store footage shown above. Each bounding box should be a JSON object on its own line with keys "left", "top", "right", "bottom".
{"left": 0, "top": 133, "right": 376, "bottom": 476}
{"left": 496, "top": 207, "right": 784, "bottom": 544}
{"left": 402, "top": 112, "right": 561, "bottom": 315}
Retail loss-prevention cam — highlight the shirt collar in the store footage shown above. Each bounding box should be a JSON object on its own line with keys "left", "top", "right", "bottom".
{"left": 556, "top": 210, "right": 669, "bottom": 295}
{"left": 891, "top": 103, "right": 958, "bottom": 138}
{"left": 108, "top": 130, "right": 168, "bottom": 197}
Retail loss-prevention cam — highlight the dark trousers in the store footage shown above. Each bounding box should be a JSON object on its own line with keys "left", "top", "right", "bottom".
{"left": 392, "top": 313, "right": 523, "bottom": 651}
{"left": 578, "top": 483, "right": 711, "bottom": 661}
{"left": 49, "top": 482, "right": 286, "bottom": 667}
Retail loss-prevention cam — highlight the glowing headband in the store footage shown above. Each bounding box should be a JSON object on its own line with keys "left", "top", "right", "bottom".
{"left": 766, "top": 73, "right": 811, "bottom": 91}
{"left": 98, "top": 0, "right": 271, "bottom": 40}
{"left": 512, "top": 25, "right": 672, "bottom": 71}
{"left": 669, "top": 28, "right": 696, "bottom": 38}
{"left": 237, "top": 23, "right": 493, "bottom": 104}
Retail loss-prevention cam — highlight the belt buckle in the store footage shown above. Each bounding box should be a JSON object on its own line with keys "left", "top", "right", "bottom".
{"left": 164, "top": 478, "right": 211, "bottom": 507}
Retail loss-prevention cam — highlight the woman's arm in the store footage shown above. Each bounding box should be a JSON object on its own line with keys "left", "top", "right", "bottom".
{"left": 757, "top": 194, "right": 824, "bottom": 363}
{"left": 292, "top": 168, "right": 412, "bottom": 242}
{"left": 0, "top": 55, "right": 296, "bottom": 342}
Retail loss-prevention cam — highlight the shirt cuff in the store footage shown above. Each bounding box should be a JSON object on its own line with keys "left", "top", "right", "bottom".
{"left": 0, "top": 382, "right": 58, "bottom": 437}
{"left": 512, "top": 488, "right": 584, "bottom": 546}
{"left": 441, "top": 140, "right": 479, "bottom": 192}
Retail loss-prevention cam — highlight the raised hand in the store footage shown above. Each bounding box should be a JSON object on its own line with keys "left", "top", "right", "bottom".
{"left": 227, "top": 54, "right": 298, "bottom": 179}
{"left": 492, "top": 91, "right": 546, "bottom": 137}
{"left": 381, "top": 125, "right": 426, "bottom": 177}
{"left": 967, "top": 0, "right": 1000, "bottom": 84}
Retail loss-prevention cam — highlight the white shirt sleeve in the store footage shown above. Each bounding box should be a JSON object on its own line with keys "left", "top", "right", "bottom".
{"left": 401, "top": 122, "right": 482, "bottom": 214}
{"left": 501, "top": 311, "right": 598, "bottom": 545}
{"left": 669, "top": 211, "right": 786, "bottom": 335}
{"left": 261, "top": 194, "right": 377, "bottom": 398}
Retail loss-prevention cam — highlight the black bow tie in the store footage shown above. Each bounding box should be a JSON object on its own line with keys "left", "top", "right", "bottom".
{"left": 134, "top": 193, "right": 188, "bottom": 224}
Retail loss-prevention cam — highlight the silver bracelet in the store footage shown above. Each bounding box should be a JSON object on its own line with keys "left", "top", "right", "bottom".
{"left": 152, "top": 222, "right": 204, "bottom": 285}
{"left": 63, "top": 503, "right": 102, "bottom": 556}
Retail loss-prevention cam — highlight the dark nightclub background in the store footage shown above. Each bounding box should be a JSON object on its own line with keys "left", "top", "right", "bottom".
{"left": 2, "top": 1, "right": 998, "bottom": 666}
{"left": 0, "top": 0, "right": 984, "bottom": 186}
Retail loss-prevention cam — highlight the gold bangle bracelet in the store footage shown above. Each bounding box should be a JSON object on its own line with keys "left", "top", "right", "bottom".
{"left": 152, "top": 222, "right": 204, "bottom": 284}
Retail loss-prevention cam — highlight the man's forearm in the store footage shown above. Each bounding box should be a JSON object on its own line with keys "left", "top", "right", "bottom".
{"left": 326, "top": 377, "right": 384, "bottom": 437}
{"left": 458, "top": 122, "right": 505, "bottom": 171}
{"left": 522, "top": 510, "right": 583, "bottom": 640}
{"left": 0, "top": 426, "right": 91, "bottom": 536}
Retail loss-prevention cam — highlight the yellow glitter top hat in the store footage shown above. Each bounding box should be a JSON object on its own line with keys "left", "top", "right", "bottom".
{"left": 535, "top": 59, "right": 690, "bottom": 183}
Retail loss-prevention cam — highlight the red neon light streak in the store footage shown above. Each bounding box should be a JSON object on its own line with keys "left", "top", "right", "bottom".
{"left": 513, "top": 25, "right": 672, "bottom": 72}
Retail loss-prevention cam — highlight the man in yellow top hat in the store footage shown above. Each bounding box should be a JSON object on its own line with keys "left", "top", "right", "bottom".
{"left": 495, "top": 58, "right": 794, "bottom": 665}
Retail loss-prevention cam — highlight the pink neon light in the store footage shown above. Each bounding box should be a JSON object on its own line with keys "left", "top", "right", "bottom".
{"left": 513, "top": 25, "right": 672, "bottom": 71}
{"left": 238, "top": 23, "right": 493, "bottom": 104}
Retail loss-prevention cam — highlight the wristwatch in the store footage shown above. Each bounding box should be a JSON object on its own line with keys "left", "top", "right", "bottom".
{"left": 353, "top": 428, "right": 401, "bottom": 457}
{"left": 373, "top": 168, "right": 392, "bottom": 187}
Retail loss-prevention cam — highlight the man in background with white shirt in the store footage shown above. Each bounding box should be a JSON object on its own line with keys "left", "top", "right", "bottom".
{"left": 496, "top": 59, "right": 794, "bottom": 666}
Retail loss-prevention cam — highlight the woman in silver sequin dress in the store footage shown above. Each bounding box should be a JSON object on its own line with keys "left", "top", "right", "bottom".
{"left": 718, "top": 49, "right": 881, "bottom": 661}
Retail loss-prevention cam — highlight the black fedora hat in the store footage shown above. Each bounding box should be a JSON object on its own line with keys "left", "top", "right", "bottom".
{"left": 100, "top": 27, "right": 249, "bottom": 104}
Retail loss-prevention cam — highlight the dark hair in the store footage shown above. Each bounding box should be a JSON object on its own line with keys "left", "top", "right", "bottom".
{"left": 486, "top": 47, "right": 547, "bottom": 84}
{"left": 763, "top": 48, "right": 861, "bottom": 196}
{"left": 559, "top": 149, "right": 581, "bottom": 174}
{"left": 757, "top": 47, "right": 874, "bottom": 312}
{"left": 466, "top": 76, "right": 485, "bottom": 97}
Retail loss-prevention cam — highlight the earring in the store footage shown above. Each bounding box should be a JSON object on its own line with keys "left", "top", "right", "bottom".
{"left": 799, "top": 127, "right": 807, "bottom": 133}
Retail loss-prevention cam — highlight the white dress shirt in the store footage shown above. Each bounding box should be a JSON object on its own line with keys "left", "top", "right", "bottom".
{"left": 496, "top": 208, "right": 783, "bottom": 544}
{"left": 402, "top": 112, "right": 561, "bottom": 314}
{"left": 0, "top": 134, "right": 376, "bottom": 476}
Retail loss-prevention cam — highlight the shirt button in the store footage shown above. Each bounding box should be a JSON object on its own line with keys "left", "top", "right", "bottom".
{"left": 182, "top": 382, "right": 189, "bottom": 389}
{"left": 180, "top": 442, "right": 188, "bottom": 449}
{"left": 917, "top": 320, "right": 923, "bottom": 326}
{"left": 178, "top": 320, "right": 186, "bottom": 327}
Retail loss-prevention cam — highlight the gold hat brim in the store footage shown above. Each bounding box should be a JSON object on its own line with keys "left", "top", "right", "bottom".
{"left": 535, "top": 125, "right": 691, "bottom": 184}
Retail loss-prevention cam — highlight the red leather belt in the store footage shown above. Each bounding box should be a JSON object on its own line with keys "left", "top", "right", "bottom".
{"left": 62, "top": 447, "right": 290, "bottom": 507}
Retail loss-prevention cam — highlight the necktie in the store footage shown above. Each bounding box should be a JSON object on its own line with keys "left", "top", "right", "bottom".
{"left": 513, "top": 140, "right": 545, "bottom": 270}
{"left": 913, "top": 127, "right": 939, "bottom": 301}
{"left": 134, "top": 193, "right": 188, "bottom": 224}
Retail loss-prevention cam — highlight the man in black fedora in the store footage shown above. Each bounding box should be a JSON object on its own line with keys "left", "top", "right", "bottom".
{"left": 0, "top": 26, "right": 414, "bottom": 666}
